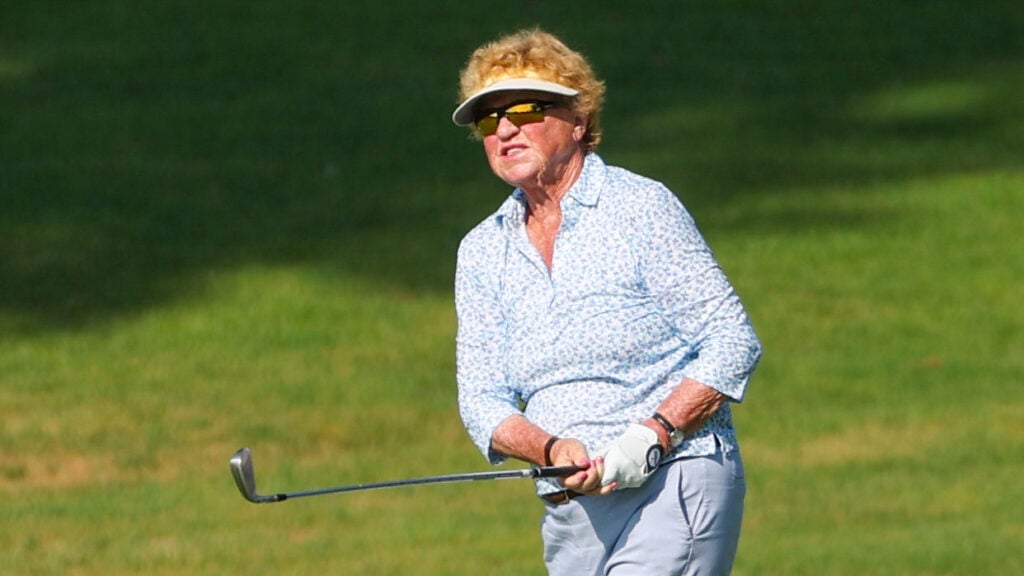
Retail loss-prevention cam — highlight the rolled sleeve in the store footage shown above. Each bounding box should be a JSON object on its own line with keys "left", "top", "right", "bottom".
{"left": 682, "top": 316, "right": 762, "bottom": 402}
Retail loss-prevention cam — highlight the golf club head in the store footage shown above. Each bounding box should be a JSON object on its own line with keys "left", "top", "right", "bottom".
{"left": 229, "top": 447, "right": 260, "bottom": 503}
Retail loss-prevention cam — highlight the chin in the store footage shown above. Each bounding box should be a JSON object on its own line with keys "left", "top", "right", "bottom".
{"left": 495, "top": 161, "right": 542, "bottom": 187}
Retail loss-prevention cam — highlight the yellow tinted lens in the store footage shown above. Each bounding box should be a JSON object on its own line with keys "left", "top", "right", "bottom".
{"left": 476, "top": 103, "right": 547, "bottom": 136}
{"left": 477, "top": 114, "right": 499, "bottom": 135}
{"left": 504, "top": 103, "right": 545, "bottom": 127}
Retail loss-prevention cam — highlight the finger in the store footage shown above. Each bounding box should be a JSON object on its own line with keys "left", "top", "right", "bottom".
{"left": 567, "top": 469, "right": 589, "bottom": 486}
{"left": 581, "top": 457, "right": 606, "bottom": 493}
{"left": 563, "top": 466, "right": 593, "bottom": 493}
{"left": 559, "top": 462, "right": 590, "bottom": 490}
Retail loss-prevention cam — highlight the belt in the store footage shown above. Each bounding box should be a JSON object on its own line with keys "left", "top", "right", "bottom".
{"left": 540, "top": 490, "right": 583, "bottom": 505}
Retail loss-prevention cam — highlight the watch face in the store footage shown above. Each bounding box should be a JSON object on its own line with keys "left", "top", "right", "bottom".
{"left": 644, "top": 445, "right": 663, "bottom": 474}
{"left": 670, "top": 430, "right": 686, "bottom": 447}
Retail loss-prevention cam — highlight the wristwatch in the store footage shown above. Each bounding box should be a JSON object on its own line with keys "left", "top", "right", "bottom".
{"left": 652, "top": 412, "right": 686, "bottom": 448}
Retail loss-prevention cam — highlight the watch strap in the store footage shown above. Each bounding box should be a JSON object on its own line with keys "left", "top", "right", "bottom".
{"left": 652, "top": 412, "right": 686, "bottom": 448}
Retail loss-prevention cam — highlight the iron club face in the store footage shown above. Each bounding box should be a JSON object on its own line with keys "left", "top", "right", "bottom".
{"left": 229, "top": 447, "right": 285, "bottom": 503}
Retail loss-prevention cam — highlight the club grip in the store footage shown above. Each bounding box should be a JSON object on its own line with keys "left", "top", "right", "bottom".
{"left": 533, "top": 465, "right": 584, "bottom": 478}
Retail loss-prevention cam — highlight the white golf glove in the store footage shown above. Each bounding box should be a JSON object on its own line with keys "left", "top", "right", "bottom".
{"left": 600, "top": 423, "right": 664, "bottom": 489}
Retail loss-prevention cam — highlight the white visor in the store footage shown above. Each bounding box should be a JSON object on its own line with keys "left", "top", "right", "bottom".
{"left": 452, "top": 78, "right": 578, "bottom": 126}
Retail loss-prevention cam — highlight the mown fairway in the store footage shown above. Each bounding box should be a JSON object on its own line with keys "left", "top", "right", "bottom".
{"left": 2, "top": 2, "right": 1022, "bottom": 574}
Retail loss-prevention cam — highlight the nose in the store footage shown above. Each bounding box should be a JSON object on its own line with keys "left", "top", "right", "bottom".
{"left": 494, "top": 115, "right": 521, "bottom": 138}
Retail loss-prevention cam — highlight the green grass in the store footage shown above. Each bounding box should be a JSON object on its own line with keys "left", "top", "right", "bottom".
{"left": 2, "top": 1, "right": 1022, "bottom": 574}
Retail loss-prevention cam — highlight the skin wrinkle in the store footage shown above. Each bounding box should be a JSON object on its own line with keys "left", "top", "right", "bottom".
{"left": 655, "top": 378, "right": 729, "bottom": 439}
{"left": 481, "top": 91, "right": 583, "bottom": 273}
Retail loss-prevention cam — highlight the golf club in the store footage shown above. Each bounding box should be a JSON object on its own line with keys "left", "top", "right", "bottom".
{"left": 229, "top": 446, "right": 583, "bottom": 504}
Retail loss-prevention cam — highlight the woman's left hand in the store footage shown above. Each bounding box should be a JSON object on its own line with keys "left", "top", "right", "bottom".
{"left": 599, "top": 423, "right": 663, "bottom": 490}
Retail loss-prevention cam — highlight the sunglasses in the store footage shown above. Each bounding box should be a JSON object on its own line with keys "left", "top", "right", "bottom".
{"left": 475, "top": 101, "right": 561, "bottom": 136}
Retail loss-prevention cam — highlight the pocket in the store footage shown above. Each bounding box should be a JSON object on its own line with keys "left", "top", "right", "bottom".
{"left": 670, "top": 459, "right": 698, "bottom": 537}
{"left": 726, "top": 448, "right": 746, "bottom": 482}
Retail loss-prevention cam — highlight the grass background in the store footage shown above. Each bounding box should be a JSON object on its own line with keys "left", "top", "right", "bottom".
{"left": 2, "top": 1, "right": 1022, "bottom": 574}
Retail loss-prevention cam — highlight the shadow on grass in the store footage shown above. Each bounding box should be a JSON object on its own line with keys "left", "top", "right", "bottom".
{"left": 1, "top": 1, "right": 1021, "bottom": 332}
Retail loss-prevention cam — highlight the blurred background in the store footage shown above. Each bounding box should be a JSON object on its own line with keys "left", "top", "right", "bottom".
{"left": 2, "top": 1, "right": 1021, "bottom": 574}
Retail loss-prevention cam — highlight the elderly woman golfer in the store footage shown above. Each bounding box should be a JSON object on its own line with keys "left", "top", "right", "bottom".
{"left": 452, "top": 29, "right": 762, "bottom": 575}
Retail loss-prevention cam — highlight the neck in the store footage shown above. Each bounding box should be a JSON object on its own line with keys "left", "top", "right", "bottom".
{"left": 520, "top": 150, "right": 586, "bottom": 212}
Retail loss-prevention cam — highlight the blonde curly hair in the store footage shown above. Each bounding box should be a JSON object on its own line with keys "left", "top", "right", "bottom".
{"left": 457, "top": 28, "right": 605, "bottom": 152}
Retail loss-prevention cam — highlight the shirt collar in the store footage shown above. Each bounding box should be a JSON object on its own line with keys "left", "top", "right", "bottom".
{"left": 496, "top": 153, "right": 605, "bottom": 227}
{"left": 566, "top": 153, "right": 604, "bottom": 207}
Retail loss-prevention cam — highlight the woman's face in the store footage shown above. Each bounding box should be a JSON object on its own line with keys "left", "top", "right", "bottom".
{"left": 476, "top": 91, "right": 586, "bottom": 193}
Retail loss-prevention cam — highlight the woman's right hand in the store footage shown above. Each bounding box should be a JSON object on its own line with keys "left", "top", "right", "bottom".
{"left": 548, "top": 437, "right": 615, "bottom": 496}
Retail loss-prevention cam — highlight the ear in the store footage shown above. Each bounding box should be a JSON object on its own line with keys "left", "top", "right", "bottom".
{"left": 573, "top": 115, "right": 589, "bottom": 141}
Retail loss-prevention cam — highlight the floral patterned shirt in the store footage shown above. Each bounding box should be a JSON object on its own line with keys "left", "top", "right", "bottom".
{"left": 455, "top": 154, "right": 762, "bottom": 494}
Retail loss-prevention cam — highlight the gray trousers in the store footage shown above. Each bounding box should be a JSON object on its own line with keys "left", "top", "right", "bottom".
{"left": 541, "top": 447, "right": 745, "bottom": 576}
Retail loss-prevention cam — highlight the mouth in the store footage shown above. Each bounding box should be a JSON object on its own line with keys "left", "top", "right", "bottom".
{"left": 501, "top": 144, "right": 528, "bottom": 157}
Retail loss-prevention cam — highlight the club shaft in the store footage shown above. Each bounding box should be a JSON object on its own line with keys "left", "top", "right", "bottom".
{"left": 258, "top": 465, "right": 581, "bottom": 503}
